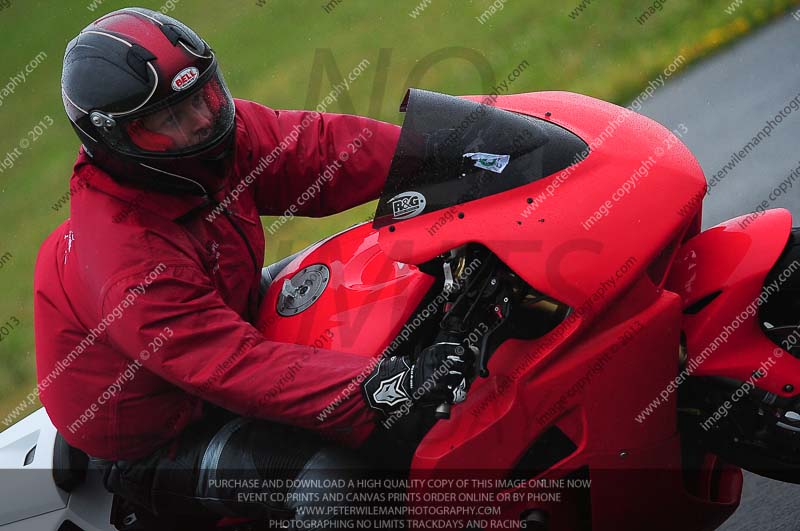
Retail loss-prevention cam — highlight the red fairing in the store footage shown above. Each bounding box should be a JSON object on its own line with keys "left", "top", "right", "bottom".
{"left": 376, "top": 91, "right": 707, "bottom": 315}
{"left": 252, "top": 91, "right": 744, "bottom": 529}
{"left": 397, "top": 90, "right": 737, "bottom": 530}
{"left": 33, "top": 99, "right": 400, "bottom": 460}
{"left": 666, "top": 208, "right": 799, "bottom": 395}
{"left": 256, "top": 223, "right": 436, "bottom": 357}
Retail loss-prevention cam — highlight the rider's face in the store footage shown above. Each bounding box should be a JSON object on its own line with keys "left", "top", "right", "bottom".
{"left": 140, "top": 92, "right": 213, "bottom": 149}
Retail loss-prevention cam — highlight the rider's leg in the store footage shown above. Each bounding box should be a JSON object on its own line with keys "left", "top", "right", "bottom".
{"left": 104, "top": 410, "right": 371, "bottom": 525}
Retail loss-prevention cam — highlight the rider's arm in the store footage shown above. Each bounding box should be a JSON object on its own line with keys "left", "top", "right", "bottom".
{"left": 100, "top": 261, "right": 379, "bottom": 446}
{"left": 235, "top": 99, "right": 400, "bottom": 217}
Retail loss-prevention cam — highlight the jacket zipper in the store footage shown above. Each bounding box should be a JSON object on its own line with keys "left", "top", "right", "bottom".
{"left": 208, "top": 199, "right": 260, "bottom": 276}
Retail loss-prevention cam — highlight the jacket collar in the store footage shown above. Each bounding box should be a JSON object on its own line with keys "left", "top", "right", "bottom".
{"left": 72, "top": 147, "right": 213, "bottom": 221}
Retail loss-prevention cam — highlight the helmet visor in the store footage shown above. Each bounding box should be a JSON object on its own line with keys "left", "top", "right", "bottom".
{"left": 105, "top": 70, "right": 234, "bottom": 157}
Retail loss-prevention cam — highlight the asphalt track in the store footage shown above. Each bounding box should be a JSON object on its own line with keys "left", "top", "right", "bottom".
{"left": 638, "top": 12, "right": 800, "bottom": 530}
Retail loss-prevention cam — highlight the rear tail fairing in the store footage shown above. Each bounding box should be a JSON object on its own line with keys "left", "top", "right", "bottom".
{"left": 0, "top": 408, "right": 114, "bottom": 530}
{"left": 667, "top": 209, "right": 800, "bottom": 483}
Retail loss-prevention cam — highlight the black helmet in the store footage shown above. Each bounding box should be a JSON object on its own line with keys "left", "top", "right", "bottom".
{"left": 61, "top": 7, "right": 236, "bottom": 196}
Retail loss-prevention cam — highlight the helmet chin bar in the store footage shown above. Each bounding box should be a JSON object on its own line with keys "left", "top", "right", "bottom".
{"left": 83, "top": 132, "right": 233, "bottom": 198}
{"left": 138, "top": 162, "right": 209, "bottom": 196}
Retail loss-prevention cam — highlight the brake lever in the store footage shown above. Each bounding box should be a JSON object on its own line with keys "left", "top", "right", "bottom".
{"left": 436, "top": 297, "right": 511, "bottom": 421}
{"left": 477, "top": 295, "right": 512, "bottom": 377}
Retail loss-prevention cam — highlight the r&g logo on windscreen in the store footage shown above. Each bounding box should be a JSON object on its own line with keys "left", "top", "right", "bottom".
{"left": 388, "top": 191, "right": 427, "bottom": 220}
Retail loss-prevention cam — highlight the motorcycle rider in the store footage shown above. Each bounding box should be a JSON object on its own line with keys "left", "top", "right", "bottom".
{"left": 34, "top": 7, "right": 471, "bottom": 528}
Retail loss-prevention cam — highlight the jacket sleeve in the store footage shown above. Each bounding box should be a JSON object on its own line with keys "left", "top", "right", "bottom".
{"left": 100, "top": 262, "right": 378, "bottom": 446}
{"left": 239, "top": 101, "right": 401, "bottom": 217}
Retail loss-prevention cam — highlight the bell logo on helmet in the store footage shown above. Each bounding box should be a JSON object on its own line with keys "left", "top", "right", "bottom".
{"left": 171, "top": 67, "right": 200, "bottom": 91}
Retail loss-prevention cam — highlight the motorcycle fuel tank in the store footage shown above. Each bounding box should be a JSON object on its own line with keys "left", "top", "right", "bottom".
{"left": 256, "top": 222, "right": 436, "bottom": 357}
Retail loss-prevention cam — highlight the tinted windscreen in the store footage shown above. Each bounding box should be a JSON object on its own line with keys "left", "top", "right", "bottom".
{"left": 373, "top": 89, "right": 588, "bottom": 228}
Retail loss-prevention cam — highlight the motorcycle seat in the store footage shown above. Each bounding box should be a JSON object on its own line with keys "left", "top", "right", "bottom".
{"left": 53, "top": 432, "right": 89, "bottom": 492}
{"left": 260, "top": 248, "right": 306, "bottom": 294}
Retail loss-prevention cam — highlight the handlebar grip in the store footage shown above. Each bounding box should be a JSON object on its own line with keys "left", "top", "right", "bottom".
{"left": 435, "top": 402, "right": 451, "bottom": 420}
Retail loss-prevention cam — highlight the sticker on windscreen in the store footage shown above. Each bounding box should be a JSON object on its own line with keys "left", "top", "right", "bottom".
{"left": 388, "top": 191, "right": 427, "bottom": 220}
{"left": 463, "top": 152, "right": 511, "bottom": 173}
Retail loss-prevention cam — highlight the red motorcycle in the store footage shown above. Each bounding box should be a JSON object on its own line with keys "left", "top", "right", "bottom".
{"left": 5, "top": 88, "right": 799, "bottom": 531}
{"left": 255, "top": 88, "right": 800, "bottom": 530}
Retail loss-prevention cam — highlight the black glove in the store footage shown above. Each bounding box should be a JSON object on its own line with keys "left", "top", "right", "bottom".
{"left": 362, "top": 342, "right": 474, "bottom": 416}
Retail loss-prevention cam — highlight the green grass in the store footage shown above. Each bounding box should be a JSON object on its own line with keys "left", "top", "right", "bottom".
{"left": 1, "top": 0, "right": 798, "bottom": 426}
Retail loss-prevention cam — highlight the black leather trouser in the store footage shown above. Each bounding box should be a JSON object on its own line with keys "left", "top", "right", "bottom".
{"left": 103, "top": 408, "right": 382, "bottom": 528}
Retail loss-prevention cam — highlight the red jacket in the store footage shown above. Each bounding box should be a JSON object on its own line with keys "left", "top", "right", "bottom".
{"left": 34, "top": 99, "right": 400, "bottom": 460}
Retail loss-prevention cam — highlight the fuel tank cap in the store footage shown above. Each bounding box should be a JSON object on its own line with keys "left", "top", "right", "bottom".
{"left": 276, "top": 264, "right": 330, "bottom": 316}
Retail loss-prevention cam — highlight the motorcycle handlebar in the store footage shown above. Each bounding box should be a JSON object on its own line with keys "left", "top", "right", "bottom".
{"left": 435, "top": 402, "right": 451, "bottom": 420}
